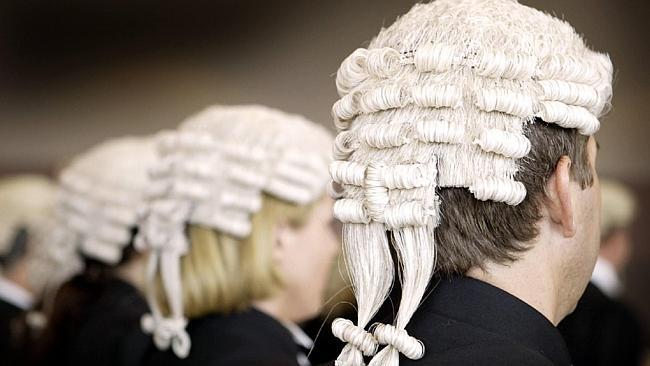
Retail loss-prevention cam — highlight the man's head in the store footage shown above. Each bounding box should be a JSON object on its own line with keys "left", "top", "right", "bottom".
{"left": 438, "top": 122, "right": 602, "bottom": 318}
{"left": 328, "top": 0, "right": 612, "bottom": 364}
{"left": 435, "top": 122, "right": 598, "bottom": 275}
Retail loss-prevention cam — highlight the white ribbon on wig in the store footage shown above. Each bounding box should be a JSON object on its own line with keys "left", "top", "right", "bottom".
{"left": 140, "top": 247, "right": 191, "bottom": 359}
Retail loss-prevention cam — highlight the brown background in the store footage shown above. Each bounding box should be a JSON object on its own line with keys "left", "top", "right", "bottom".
{"left": 1, "top": 0, "right": 648, "bottom": 337}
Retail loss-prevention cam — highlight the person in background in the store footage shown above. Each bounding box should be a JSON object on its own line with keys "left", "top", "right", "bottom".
{"left": 559, "top": 179, "right": 647, "bottom": 365}
{"left": 137, "top": 105, "right": 338, "bottom": 366}
{"left": 0, "top": 175, "right": 59, "bottom": 364}
{"left": 33, "top": 136, "right": 157, "bottom": 366}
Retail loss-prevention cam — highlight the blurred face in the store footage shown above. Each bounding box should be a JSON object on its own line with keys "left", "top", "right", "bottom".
{"left": 600, "top": 228, "right": 633, "bottom": 272}
{"left": 563, "top": 136, "right": 601, "bottom": 308}
{"left": 274, "top": 197, "right": 340, "bottom": 322}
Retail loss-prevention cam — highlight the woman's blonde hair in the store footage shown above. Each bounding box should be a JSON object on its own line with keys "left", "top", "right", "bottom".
{"left": 137, "top": 105, "right": 332, "bottom": 358}
{"left": 177, "top": 194, "right": 316, "bottom": 318}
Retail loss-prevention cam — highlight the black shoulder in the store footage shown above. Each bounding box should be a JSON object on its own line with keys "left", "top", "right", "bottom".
{"left": 176, "top": 312, "right": 300, "bottom": 366}
{"left": 405, "top": 340, "right": 555, "bottom": 366}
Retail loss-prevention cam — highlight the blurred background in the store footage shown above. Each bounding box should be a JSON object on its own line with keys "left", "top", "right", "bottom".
{"left": 0, "top": 0, "right": 648, "bottom": 340}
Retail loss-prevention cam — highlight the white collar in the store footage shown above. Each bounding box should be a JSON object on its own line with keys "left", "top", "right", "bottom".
{"left": 0, "top": 276, "right": 34, "bottom": 310}
{"left": 281, "top": 320, "right": 314, "bottom": 350}
{"left": 591, "top": 256, "right": 623, "bottom": 298}
{"left": 281, "top": 321, "right": 313, "bottom": 366}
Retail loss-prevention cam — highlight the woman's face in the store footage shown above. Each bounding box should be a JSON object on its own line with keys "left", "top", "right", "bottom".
{"left": 275, "top": 197, "right": 340, "bottom": 322}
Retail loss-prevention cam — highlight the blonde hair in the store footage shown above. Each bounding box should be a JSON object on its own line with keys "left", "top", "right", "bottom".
{"left": 137, "top": 105, "right": 332, "bottom": 358}
{"left": 177, "top": 194, "right": 316, "bottom": 318}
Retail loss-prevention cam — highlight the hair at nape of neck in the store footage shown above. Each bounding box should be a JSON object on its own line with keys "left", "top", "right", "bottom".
{"left": 178, "top": 194, "right": 318, "bottom": 318}
{"left": 329, "top": 0, "right": 612, "bottom": 365}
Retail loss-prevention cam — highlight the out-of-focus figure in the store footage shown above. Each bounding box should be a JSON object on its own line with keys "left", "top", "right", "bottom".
{"left": 33, "top": 136, "right": 157, "bottom": 366}
{"left": 137, "top": 105, "right": 337, "bottom": 366}
{"left": 0, "top": 175, "right": 58, "bottom": 365}
{"left": 559, "top": 179, "right": 647, "bottom": 366}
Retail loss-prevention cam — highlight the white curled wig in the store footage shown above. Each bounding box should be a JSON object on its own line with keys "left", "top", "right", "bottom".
{"left": 135, "top": 104, "right": 332, "bottom": 358}
{"left": 329, "top": 0, "right": 613, "bottom": 365}
{"left": 55, "top": 136, "right": 158, "bottom": 267}
{"left": 0, "top": 175, "right": 75, "bottom": 294}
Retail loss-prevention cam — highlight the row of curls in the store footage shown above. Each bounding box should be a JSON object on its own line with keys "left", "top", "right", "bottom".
{"left": 469, "top": 176, "right": 527, "bottom": 206}
{"left": 474, "top": 129, "right": 531, "bottom": 159}
{"left": 273, "top": 159, "right": 330, "bottom": 193}
{"left": 335, "top": 120, "right": 531, "bottom": 161}
{"left": 475, "top": 82, "right": 601, "bottom": 114}
{"left": 156, "top": 130, "right": 267, "bottom": 165}
{"left": 467, "top": 87, "right": 599, "bottom": 135}
{"left": 154, "top": 133, "right": 328, "bottom": 219}
{"left": 60, "top": 200, "right": 133, "bottom": 245}
{"left": 329, "top": 176, "right": 525, "bottom": 208}
{"left": 336, "top": 43, "right": 607, "bottom": 96}
{"left": 265, "top": 176, "right": 323, "bottom": 206}
{"left": 333, "top": 119, "right": 465, "bottom": 161}
{"left": 333, "top": 198, "right": 436, "bottom": 229}
{"left": 60, "top": 171, "right": 140, "bottom": 207}
{"left": 330, "top": 160, "right": 437, "bottom": 190}
{"left": 334, "top": 84, "right": 601, "bottom": 136}
{"left": 332, "top": 84, "right": 462, "bottom": 130}
{"left": 330, "top": 161, "right": 438, "bottom": 228}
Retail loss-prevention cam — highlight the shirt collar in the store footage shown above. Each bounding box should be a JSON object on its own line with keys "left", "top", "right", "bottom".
{"left": 0, "top": 276, "right": 34, "bottom": 310}
{"left": 423, "top": 276, "right": 571, "bottom": 366}
{"left": 279, "top": 320, "right": 313, "bottom": 366}
{"left": 281, "top": 320, "right": 314, "bottom": 350}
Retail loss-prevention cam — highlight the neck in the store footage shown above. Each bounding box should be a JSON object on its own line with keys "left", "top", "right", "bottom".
{"left": 0, "top": 273, "right": 34, "bottom": 310}
{"left": 3, "top": 262, "right": 33, "bottom": 294}
{"left": 466, "top": 244, "right": 564, "bottom": 325}
{"left": 115, "top": 257, "right": 145, "bottom": 292}
{"left": 253, "top": 296, "right": 290, "bottom": 324}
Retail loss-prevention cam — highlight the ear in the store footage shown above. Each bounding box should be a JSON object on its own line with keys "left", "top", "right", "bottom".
{"left": 546, "top": 155, "right": 576, "bottom": 237}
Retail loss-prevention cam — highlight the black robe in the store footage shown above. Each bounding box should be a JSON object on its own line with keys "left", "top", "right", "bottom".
{"left": 399, "top": 277, "right": 572, "bottom": 365}
{"left": 315, "top": 277, "right": 571, "bottom": 366}
{"left": 35, "top": 276, "right": 149, "bottom": 366}
{"left": 143, "top": 308, "right": 305, "bottom": 366}
{"left": 558, "top": 281, "right": 645, "bottom": 366}
{"left": 0, "top": 297, "right": 30, "bottom": 365}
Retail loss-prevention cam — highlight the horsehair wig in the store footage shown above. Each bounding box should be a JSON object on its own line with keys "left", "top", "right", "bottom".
{"left": 135, "top": 105, "right": 333, "bottom": 358}
{"left": 55, "top": 136, "right": 157, "bottom": 266}
{"left": 330, "top": 0, "right": 613, "bottom": 365}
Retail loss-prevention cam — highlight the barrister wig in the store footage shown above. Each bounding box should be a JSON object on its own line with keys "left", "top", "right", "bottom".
{"left": 328, "top": 0, "right": 613, "bottom": 365}
{"left": 135, "top": 105, "right": 332, "bottom": 358}
{"left": 55, "top": 136, "right": 158, "bottom": 265}
{"left": 0, "top": 175, "right": 75, "bottom": 294}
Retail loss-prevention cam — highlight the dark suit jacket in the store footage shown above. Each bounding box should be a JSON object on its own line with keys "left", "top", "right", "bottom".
{"left": 0, "top": 298, "right": 29, "bottom": 365}
{"left": 143, "top": 308, "right": 303, "bottom": 366}
{"left": 558, "top": 281, "right": 645, "bottom": 366}
{"left": 316, "top": 277, "right": 571, "bottom": 366}
{"left": 35, "top": 276, "right": 149, "bottom": 366}
{"left": 393, "top": 277, "right": 571, "bottom": 365}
